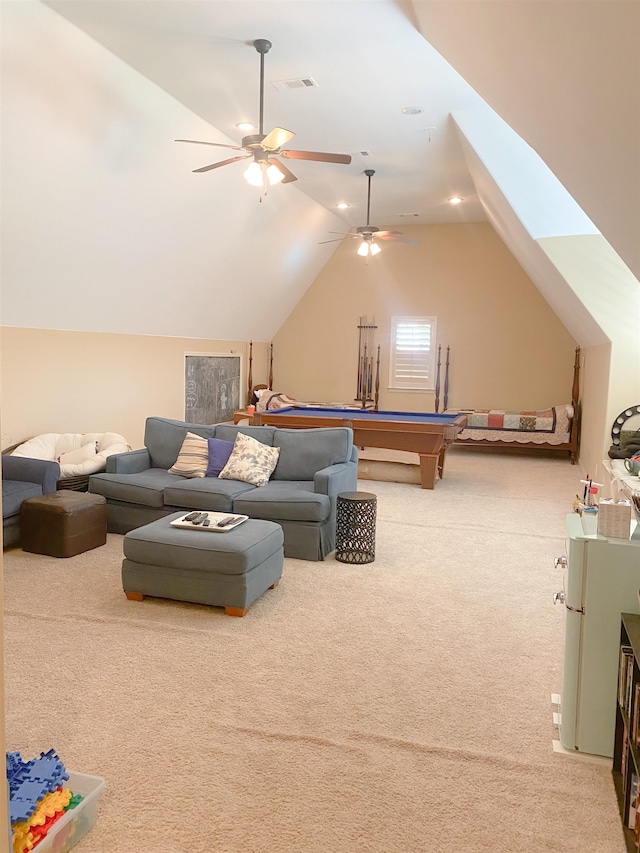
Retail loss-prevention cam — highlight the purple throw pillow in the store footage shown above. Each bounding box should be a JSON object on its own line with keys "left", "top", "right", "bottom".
{"left": 206, "top": 437, "right": 234, "bottom": 477}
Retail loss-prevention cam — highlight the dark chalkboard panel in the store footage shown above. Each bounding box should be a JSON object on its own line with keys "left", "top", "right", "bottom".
{"left": 185, "top": 354, "right": 241, "bottom": 425}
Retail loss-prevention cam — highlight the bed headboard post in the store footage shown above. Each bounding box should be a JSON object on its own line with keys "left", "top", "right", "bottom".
{"left": 443, "top": 346, "right": 450, "bottom": 412}
{"left": 373, "top": 345, "right": 380, "bottom": 411}
{"left": 568, "top": 346, "right": 581, "bottom": 463}
{"left": 268, "top": 343, "right": 273, "bottom": 390}
{"left": 571, "top": 346, "right": 580, "bottom": 411}
{"left": 434, "top": 345, "right": 442, "bottom": 413}
{"left": 247, "top": 341, "right": 253, "bottom": 407}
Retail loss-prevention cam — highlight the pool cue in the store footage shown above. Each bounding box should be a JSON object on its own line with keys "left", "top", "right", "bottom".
{"left": 373, "top": 345, "right": 380, "bottom": 411}
{"left": 434, "top": 345, "right": 442, "bottom": 413}
{"left": 443, "top": 346, "right": 450, "bottom": 412}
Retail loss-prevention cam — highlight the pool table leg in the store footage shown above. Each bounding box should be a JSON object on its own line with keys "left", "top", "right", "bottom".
{"left": 418, "top": 454, "right": 438, "bottom": 489}
{"left": 437, "top": 447, "right": 447, "bottom": 480}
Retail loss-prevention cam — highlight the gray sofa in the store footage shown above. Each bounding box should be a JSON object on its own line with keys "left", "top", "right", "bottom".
{"left": 88, "top": 416, "right": 358, "bottom": 561}
{"left": 2, "top": 455, "right": 61, "bottom": 548}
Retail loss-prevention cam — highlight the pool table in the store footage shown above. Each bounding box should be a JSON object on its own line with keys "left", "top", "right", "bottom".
{"left": 250, "top": 407, "right": 467, "bottom": 490}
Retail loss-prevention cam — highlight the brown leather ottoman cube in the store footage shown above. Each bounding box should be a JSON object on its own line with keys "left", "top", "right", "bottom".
{"left": 20, "top": 491, "right": 107, "bottom": 558}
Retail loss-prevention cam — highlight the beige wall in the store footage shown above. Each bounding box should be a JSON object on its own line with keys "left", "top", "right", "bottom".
{"left": 578, "top": 344, "right": 612, "bottom": 488}
{"left": 273, "top": 223, "right": 577, "bottom": 411}
{"left": 0, "top": 329, "right": 271, "bottom": 451}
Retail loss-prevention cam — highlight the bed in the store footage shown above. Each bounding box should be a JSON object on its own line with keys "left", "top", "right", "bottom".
{"left": 449, "top": 347, "right": 581, "bottom": 464}
{"left": 245, "top": 343, "right": 581, "bottom": 464}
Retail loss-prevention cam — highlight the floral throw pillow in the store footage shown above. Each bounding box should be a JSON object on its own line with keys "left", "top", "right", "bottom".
{"left": 218, "top": 432, "right": 280, "bottom": 487}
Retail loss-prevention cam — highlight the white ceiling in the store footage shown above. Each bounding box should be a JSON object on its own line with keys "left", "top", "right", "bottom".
{"left": 43, "top": 0, "right": 489, "bottom": 232}
{"left": 5, "top": 0, "right": 637, "bottom": 348}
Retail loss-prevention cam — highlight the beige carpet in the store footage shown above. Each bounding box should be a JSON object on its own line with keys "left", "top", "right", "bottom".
{"left": 3, "top": 450, "right": 626, "bottom": 852}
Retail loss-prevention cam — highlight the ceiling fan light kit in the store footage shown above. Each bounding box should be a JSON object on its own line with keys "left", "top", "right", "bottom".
{"left": 176, "top": 38, "right": 351, "bottom": 195}
{"left": 243, "top": 160, "right": 284, "bottom": 187}
{"left": 357, "top": 240, "right": 381, "bottom": 257}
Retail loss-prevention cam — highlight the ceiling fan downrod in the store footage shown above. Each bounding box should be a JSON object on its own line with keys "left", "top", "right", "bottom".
{"left": 254, "top": 39, "right": 272, "bottom": 138}
{"left": 364, "top": 169, "right": 375, "bottom": 226}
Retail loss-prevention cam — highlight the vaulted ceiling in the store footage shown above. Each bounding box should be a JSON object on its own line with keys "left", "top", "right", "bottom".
{"left": 2, "top": 1, "right": 638, "bottom": 345}
{"left": 41, "top": 0, "right": 639, "bottom": 280}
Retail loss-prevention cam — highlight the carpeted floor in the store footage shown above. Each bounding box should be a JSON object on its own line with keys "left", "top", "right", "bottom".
{"left": 3, "top": 449, "right": 627, "bottom": 852}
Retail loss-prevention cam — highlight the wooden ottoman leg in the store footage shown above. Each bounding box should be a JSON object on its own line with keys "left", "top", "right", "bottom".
{"left": 269, "top": 581, "right": 280, "bottom": 589}
{"left": 125, "top": 591, "right": 145, "bottom": 601}
{"left": 225, "top": 606, "right": 249, "bottom": 617}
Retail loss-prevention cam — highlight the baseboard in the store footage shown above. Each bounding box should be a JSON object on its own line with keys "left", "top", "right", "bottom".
{"left": 551, "top": 739, "right": 612, "bottom": 765}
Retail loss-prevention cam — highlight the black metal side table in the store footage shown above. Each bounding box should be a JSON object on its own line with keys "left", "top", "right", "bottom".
{"left": 335, "top": 491, "right": 377, "bottom": 564}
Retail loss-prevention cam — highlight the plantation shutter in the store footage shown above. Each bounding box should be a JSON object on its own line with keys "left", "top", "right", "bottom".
{"left": 389, "top": 317, "right": 437, "bottom": 391}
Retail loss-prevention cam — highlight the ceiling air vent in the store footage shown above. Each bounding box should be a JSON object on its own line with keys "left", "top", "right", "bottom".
{"left": 271, "top": 77, "right": 319, "bottom": 91}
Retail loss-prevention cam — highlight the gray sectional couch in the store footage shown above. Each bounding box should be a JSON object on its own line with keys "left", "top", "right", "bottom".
{"left": 89, "top": 416, "right": 358, "bottom": 561}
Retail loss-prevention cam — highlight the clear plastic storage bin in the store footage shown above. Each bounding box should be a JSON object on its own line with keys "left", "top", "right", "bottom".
{"left": 35, "top": 770, "right": 105, "bottom": 853}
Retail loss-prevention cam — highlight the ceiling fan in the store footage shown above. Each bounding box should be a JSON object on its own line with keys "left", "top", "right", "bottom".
{"left": 320, "top": 169, "right": 419, "bottom": 257}
{"left": 176, "top": 38, "right": 352, "bottom": 189}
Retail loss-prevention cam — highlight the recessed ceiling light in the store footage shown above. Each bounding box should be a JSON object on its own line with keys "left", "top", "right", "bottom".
{"left": 401, "top": 106, "right": 423, "bottom": 115}
{"left": 236, "top": 121, "right": 256, "bottom": 131}
{"left": 335, "top": 202, "right": 350, "bottom": 209}
{"left": 449, "top": 197, "right": 463, "bottom": 205}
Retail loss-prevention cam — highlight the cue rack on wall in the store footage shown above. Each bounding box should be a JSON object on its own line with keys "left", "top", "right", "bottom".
{"left": 356, "top": 316, "right": 380, "bottom": 409}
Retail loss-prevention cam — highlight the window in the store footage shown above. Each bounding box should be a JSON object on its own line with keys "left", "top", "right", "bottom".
{"left": 388, "top": 316, "right": 437, "bottom": 391}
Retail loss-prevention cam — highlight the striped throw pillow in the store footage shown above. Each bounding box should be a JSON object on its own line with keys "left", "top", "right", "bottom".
{"left": 168, "top": 432, "right": 209, "bottom": 478}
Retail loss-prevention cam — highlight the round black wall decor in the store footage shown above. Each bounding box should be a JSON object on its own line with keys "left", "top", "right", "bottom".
{"left": 610, "top": 404, "right": 640, "bottom": 446}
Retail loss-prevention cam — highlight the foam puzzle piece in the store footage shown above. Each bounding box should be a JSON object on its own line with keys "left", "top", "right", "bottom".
{"left": 7, "top": 749, "right": 69, "bottom": 826}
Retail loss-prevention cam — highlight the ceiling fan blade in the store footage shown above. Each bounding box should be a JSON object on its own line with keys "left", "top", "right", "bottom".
{"left": 193, "top": 155, "right": 251, "bottom": 173}
{"left": 377, "top": 235, "right": 419, "bottom": 244}
{"left": 371, "top": 230, "right": 403, "bottom": 237}
{"left": 279, "top": 150, "right": 352, "bottom": 164}
{"left": 271, "top": 159, "right": 297, "bottom": 183}
{"left": 261, "top": 127, "right": 296, "bottom": 151}
{"left": 176, "top": 139, "right": 245, "bottom": 151}
{"left": 318, "top": 237, "right": 351, "bottom": 244}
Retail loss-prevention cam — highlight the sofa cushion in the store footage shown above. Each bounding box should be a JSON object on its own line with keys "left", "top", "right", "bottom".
{"left": 168, "top": 432, "right": 209, "bottom": 478}
{"left": 2, "top": 480, "right": 43, "bottom": 518}
{"left": 144, "top": 417, "right": 216, "bottom": 470}
{"left": 219, "top": 433, "right": 280, "bottom": 487}
{"left": 214, "top": 424, "right": 276, "bottom": 445}
{"left": 233, "top": 481, "right": 331, "bottom": 523}
{"left": 89, "top": 469, "right": 184, "bottom": 508}
{"left": 271, "top": 428, "right": 353, "bottom": 481}
{"left": 206, "top": 438, "right": 234, "bottom": 477}
{"left": 163, "top": 477, "right": 255, "bottom": 513}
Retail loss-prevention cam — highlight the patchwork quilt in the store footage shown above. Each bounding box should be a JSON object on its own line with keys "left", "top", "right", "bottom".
{"left": 460, "top": 407, "right": 556, "bottom": 433}
{"left": 456, "top": 404, "right": 574, "bottom": 446}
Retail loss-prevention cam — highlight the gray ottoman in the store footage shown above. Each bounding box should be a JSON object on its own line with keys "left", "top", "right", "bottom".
{"left": 122, "top": 512, "right": 284, "bottom": 616}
